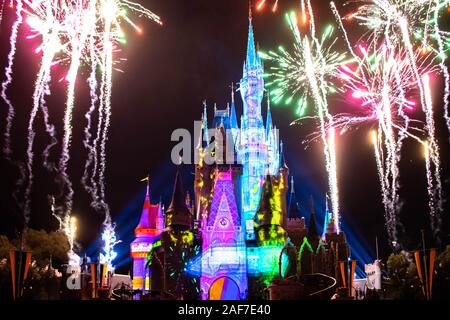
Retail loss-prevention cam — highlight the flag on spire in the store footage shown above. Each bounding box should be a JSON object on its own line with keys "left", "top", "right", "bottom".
{"left": 140, "top": 175, "right": 150, "bottom": 197}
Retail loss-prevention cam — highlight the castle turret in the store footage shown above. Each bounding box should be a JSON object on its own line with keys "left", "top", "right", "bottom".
{"left": 130, "top": 179, "right": 162, "bottom": 290}
{"left": 166, "top": 167, "right": 192, "bottom": 230}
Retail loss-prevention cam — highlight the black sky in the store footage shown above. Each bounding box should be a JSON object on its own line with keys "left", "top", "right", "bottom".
{"left": 0, "top": 0, "right": 449, "bottom": 271}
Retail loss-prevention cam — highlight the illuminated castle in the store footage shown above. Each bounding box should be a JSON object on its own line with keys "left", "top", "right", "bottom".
{"left": 187, "top": 10, "right": 287, "bottom": 300}
{"left": 130, "top": 10, "right": 350, "bottom": 300}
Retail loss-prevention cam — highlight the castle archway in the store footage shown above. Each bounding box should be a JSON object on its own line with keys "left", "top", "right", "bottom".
{"left": 209, "top": 276, "right": 240, "bottom": 300}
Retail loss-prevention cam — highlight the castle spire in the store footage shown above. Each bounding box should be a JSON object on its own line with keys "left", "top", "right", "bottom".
{"left": 288, "top": 176, "right": 300, "bottom": 218}
{"left": 203, "top": 100, "right": 209, "bottom": 144}
{"left": 197, "top": 112, "right": 205, "bottom": 149}
{"left": 230, "top": 83, "right": 238, "bottom": 130}
{"left": 166, "top": 166, "right": 192, "bottom": 229}
{"left": 246, "top": 3, "right": 258, "bottom": 70}
{"left": 231, "top": 82, "right": 235, "bottom": 105}
{"left": 266, "top": 93, "right": 273, "bottom": 138}
{"left": 157, "top": 199, "right": 165, "bottom": 232}
{"left": 135, "top": 176, "right": 158, "bottom": 230}
{"left": 279, "top": 140, "right": 287, "bottom": 169}
{"left": 308, "top": 196, "right": 319, "bottom": 241}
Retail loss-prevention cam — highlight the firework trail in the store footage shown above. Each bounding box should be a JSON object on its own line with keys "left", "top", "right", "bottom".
{"left": 422, "top": 73, "right": 443, "bottom": 235}
{"left": 372, "top": 127, "right": 399, "bottom": 243}
{"left": 2, "top": 0, "right": 23, "bottom": 160}
{"left": 88, "top": 70, "right": 104, "bottom": 212}
{"left": 345, "top": 28, "right": 436, "bottom": 241}
{"left": 431, "top": 1, "right": 450, "bottom": 134}
{"left": 423, "top": 142, "right": 438, "bottom": 236}
{"left": 40, "top": 81, "right": 57, "bottom": 172}
{"left": 24, "top": 26, "right": 59, "bottom": 225}
{"left": 81, "top": 39, "right": 99, "bottom": 208}
{"left": 256, "top": 0, "right": 279, "bottom": 12}
{"left": 301, "top": 3, "right": 342, "bottom": 232}
{"left": 57, "top": 1, "right": 94, "bottom": 225}
{"left": 0, "top": 0, "right": 5, "bottom": 29}
{"left": 100, "top": 216, "right": 121, "bottom": 271}
{"left": 371, "top": 130, "right": 390, "bottom": 233}
{"left": 335, "top": 46, "right": 405, "bottom": 244}
{"left": 98, "top": 15, "right": 113, "bottom": 217}
{"left": 262, "top": 2, "right": 346, "bottom": 232}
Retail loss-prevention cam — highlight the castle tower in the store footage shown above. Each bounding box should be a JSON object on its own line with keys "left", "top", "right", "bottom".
{"left": 160, "top": 166, "right": 196, "bottom": 298}
{"left": 239, "top": 8, "right": 270, "bottom": 241}
{"left": 165, "top": 167, "right": 192, "bottom": 229}
{"left": 250, "top": 170, "right": 289, "bottom": 287}
{"left": 194, "top": 102, "right": 214, "bottom": 223}
{"left": 130, "top": 180, "right": 162, "bottom": 290}
{"left": 200, "top": 166, "right": 247, "bottom": 300}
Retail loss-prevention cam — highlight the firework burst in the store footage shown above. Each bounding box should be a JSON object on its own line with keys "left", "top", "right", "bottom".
{"left": 261, "top": 18, "right": 349, "bottom": 117}
{"left": 336, "top": 43, "right": 436, "bottom": 243}
{"left": 2, "top": 0, "right": 161, "bottom": 268}
{"left": 331, "top": 0, "right": 446, "bottom": 241}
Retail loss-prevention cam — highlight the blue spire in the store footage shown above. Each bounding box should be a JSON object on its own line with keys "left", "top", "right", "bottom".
{"left": 203, "top": 100, "right": 209, "bottom": 144}
{"left": 265, "top": 95, "right": 272, "bottom": 138}
{"left": 279, "top": 140, "right": 287, "bottom": 169}
{"left": 245, "top": 6, "right": 260, "bottom": 70}
{"left": 230, "top": 83, "right": 238, "bottom": 130}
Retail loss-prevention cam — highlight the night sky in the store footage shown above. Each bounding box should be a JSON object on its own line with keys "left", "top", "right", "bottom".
{"left": 0, "top": 0, "right": 449, "bottom": 274}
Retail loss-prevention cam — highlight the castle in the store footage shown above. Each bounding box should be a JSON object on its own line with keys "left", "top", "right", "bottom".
{"left": 130, "top": 11, "right": 350, "bottom": 300}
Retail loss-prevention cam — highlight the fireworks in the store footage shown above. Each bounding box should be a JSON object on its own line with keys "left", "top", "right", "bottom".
{"left": 261, "top": 2, "right": 345, "bottom": 232}
{"left": 349, "top": 44, "right": 415, "bottom": 243}
{"left": 347, "top": 0, "right": 449, "bottom": 59}
{"left": 0, "top": 1, "right": 5, "bottom": 29}
{"left": 333, "top": 44, "right": 435, "bottom": 136}
{"left": 261, "top": 0, "right": 448, "bottom": 244}
{"left": 256, "top": 0, "right": 280, "bottom": 13}
{"left": 1, "top": 0, "right": 22, "bottom": 160}
{"left": 2, "top": 0, "right": 161, "bottom": 268}
{"left": 261, "top": 18, "right": 348, "bottom": 117}
{"left": 331, "top": 45, "right": 435, "bottom": 240}
{"left": 330, "top": 0, "right": 446, "bottom": 242}
{"left": 100, "top": 219, "right": 121, "bottom": 271}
